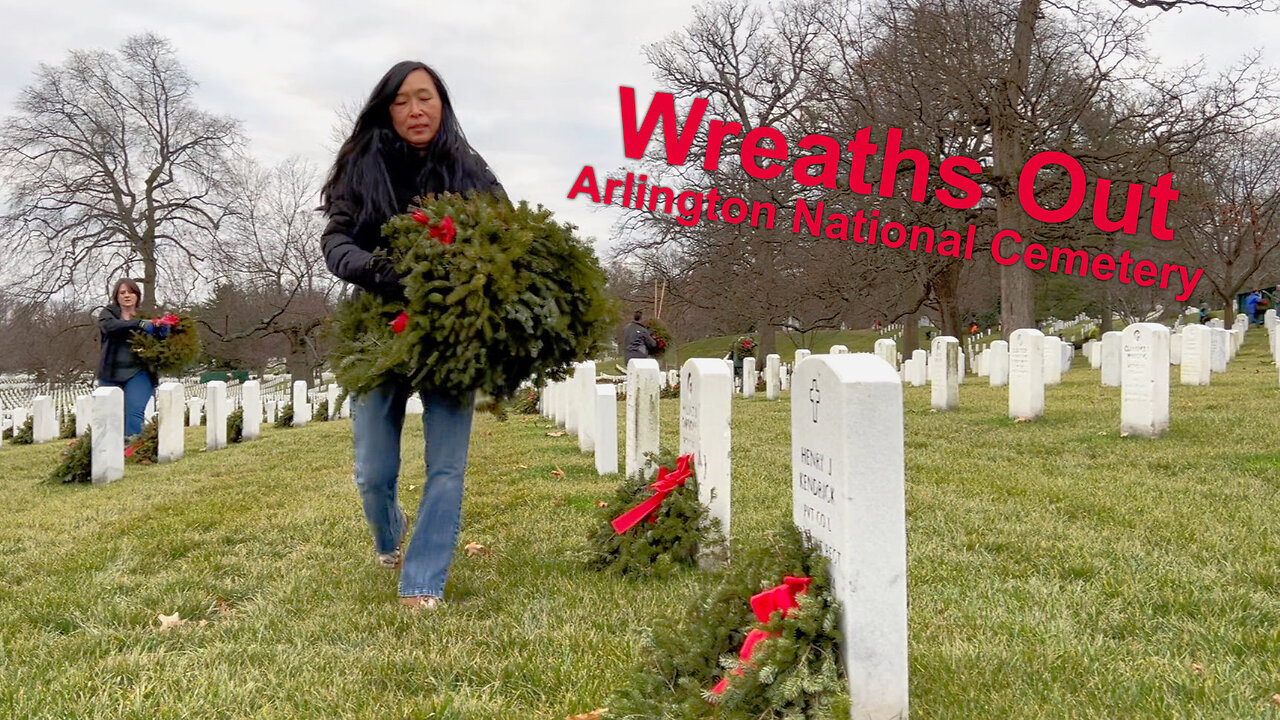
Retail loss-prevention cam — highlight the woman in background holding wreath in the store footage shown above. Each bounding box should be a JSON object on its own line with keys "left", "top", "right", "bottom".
{"left": 95, "top": 278, "right": 157, "bottom": 439}
{"left": 320, "top": 60, "right": 503, "bottom": 611}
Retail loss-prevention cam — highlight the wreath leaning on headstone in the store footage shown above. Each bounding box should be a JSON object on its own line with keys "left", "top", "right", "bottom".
{"left": 274, "top": 402, "right": 294, "bottom": 429}
{"left": 604, "top": 525, "right": 848, "bottom": 719}
{"left": 46, "top": 430, "right": 92, "bottom": 484}
{"left": 124, "top": 420, "right": 159, "bottom": 464}
{"left": 328, "top": 191, "right": 614, "bottom": 404}
{"left": 586, "top": 450, "right": 723, "bottom": 576}
{"left": 227, "top": 407, "right": 244, "bottom": 443}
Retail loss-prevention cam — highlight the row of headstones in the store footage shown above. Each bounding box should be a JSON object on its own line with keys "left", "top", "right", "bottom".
{"left": 543, "top": 353, "right": 908, "bottom": 717}
{"left": 82, "top": 380, "right": 352, "bottom": 485}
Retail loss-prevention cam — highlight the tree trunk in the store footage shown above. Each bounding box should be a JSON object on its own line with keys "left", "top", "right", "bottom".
{"left": 995, "top": 0, "right": 1042, "bottom": 339}
{"left": 901, "top": 312, "right": 920, "bottom": 355}
{"left": 141, "top": 238, "right": 157, "bottom": 314}
{"left": 935, "top": 262, "right": 963, "bottom": 338}
{"left": 757, "top": 317, "right": 777, "bottom": 358}
{"left": 1100, "top": 289, "right": 1113, "bottom": 335}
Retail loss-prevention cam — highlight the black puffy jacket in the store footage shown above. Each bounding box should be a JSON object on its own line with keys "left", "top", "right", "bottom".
{"left": 321, "top": 146, "right": 503, "bottom": 298}
{"left": 95, "top": 304, "right": 149, "bottom": 384}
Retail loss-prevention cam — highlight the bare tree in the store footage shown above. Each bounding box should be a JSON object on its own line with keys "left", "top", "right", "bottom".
{"left": 0, "top": 33, "right": 240, "bottom": 311}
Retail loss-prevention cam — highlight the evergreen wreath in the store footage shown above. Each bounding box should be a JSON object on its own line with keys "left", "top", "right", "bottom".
{"left": 586, "top": 450, "right": 723, "bottom": 577}
{"left": 59, "top": 412, "right": 76, "bottom": 439}
{"left": 329, "top": 192, "right": 614, "bottom": 404}
{"left": 130, "top": 314, "right": 202, "bottom": 375}
{"left": 312, "top": 399, "right": 329, "bottom": 423}
{"left": 46, "top": 431, "right": 92, "bottom": 484}
{"left": 605, "top": 525, "right": 848, "bottom": 719}
{"left": 124, "top": 419, "right": 159, "bottom": 464}
{"left": 227, "top": 407, "right": 244, "bottom": 443}
{"left": 8, "top": 417, "right": 34, "bottom": 445}
{"left": 647, "top": 318, "right": 672, "bottom": 358}
{"left": 274, "top": 402, "right": 294, "bottom": 429}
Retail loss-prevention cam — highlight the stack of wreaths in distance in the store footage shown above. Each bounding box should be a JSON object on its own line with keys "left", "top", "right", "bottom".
{"left": 329, "top": 191, "right": 614, "bottom": 404}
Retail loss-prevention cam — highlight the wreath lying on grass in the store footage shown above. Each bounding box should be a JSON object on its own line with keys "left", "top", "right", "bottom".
{"left": 6, "top": 416, "right": 33, "bottom": 444}
{"left": 329, "top": 192, "right": 613, "bottom": 404}
{"left": 604, "top": 525, "right": 848, "bottom": 719}
{"left": 125, "top": 420, "right": 159, "bottom": 464}
{"left": 131, "top": 314, "right": 201, "bottom": 375}
{"left": 586, "top": 451, "right": 724, "bottom": 576}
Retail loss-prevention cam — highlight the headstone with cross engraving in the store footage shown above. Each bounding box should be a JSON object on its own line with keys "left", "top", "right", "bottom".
{"left": 680, "top": 358, "right": 732, "bottom": 542}
{"left": 1121, "top": 323, "right": 1170, "bottom": 438}
{"left": 791, "top": 353, "right": 907, "bottom": 719}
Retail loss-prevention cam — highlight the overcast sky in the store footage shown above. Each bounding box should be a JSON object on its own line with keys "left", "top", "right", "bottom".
{"left": 2, "top": 0, "right": 1277, "bottom": 261}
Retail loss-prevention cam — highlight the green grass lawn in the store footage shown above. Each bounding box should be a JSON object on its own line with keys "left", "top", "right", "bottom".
{"left": 2, "top": 336, "right": 1280, "bottom": 718}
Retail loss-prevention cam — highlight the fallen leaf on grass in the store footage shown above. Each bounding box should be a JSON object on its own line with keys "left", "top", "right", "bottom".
{"left": 198, "top": 619, "right": 209, "bottom": 628}
{"left": 594, "top": 500, "right": 608, "bottom": 508}
{"left": 156, "top": 612, "right": 186, "bottom": 632}
{"left": 516, "top": 464, "right": 529, "bottom": 470}
{"left": 1013, "top": 417, "right": 1029, "bottom": 424}
{"left": 551, "top": 466, "right": 566, "bottom": 478}
{"left": 566, "top": 710, "right": 608, "bottom": 720}
{"left": 546, "top": 431, "right": 566, "bottom": 437}
{"left": 211, "top": 597, "right": 235, "bottom": 616}
{"left": 551, "top": 496, "right": 566, "bottom": 507}
{"left": 464, "top": 542, "right": 491, "bottom": 557}
{"left": 1271, "top": 694, "right": 1280, "bottom": 707}
{"left": 1190, "top": 662, "right": 1205, "bottom": 676}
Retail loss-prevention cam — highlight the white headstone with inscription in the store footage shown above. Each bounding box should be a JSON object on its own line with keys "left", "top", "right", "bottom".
{"left": 242, "top": 380, "right": 262, "bottom": 440}
{"left": 292, "top": 381, "right": 309, "bottom": 427}
{"left": 1210, "top": 328, "right": 1228, "bottom": 373}
{"left": 625, "top": 359, "right": 661, "bottom": 480}
{"left": 930, "top": 336, "right": 959, "bottom": 410}
{"left": 205, "top": 381, "right": 228, "bottom": 451}
{"left": 31, "top": 396, "right": 56, "bottom": 444}
{"left": 1180, "top": 324, "right": 1211, "bottom": 386}
{"left": 791, "top": 354, "right": 908, "bottom": 720}
{"left": 766, "top": 354, "right": 781, "bottom": 400}
{"left": 1009, "top": 329, "right": 1045, "bottom": 420}
{"left": 829, "top": 345, "right": 849, "bottom": 355}
{"left": 1101, "top": 332, "right": 1123, "bottom": 387}
{"left": 680, "top": 359, "right": 732, "bottom": 541}
{"left": 75, "top": 394, "right": 92, "bottom": 437}
{"left": 1121, "top": 323, "right": 1170, "bottom": 438}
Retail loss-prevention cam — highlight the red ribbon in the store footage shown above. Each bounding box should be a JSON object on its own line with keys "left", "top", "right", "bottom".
{"left": 610, "top": 454, "right": 693, "bottom": 534}
{"left": 389, "top": 311, "right": 409, "bottom": 334}
{"left": 154, "top": 313, "right": 181, "bottom": 327}
{"left": 430, "top": 215, "right": 456, "bottom": 245}
{"left": 710, "top": 575, "right": 812, "bottom": 696}
{"left": 411, "top": 209, "right": 430, "bottom": 224}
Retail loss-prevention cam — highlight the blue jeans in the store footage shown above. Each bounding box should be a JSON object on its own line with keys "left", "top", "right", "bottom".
{"left": 351, "top": 382, "right": 475, "bottom": 598}
{"left": 101, "top": 372, "right": 154, "bottom": 437}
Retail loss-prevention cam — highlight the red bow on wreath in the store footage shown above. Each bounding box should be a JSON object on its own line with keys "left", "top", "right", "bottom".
{"left": 710, "top": 575, "right": 812, "bottom": 697}
{"left": 610, "top": 454, "right": 693, "bottom": 534}
{"left": 412, "top": 210, "right": 457, "bottom": 245}
{"left": 153, "top": 313, "right": 181, "bottom": 328}
{"left": 389, "top": 311, "right": 410, "bottom": 334}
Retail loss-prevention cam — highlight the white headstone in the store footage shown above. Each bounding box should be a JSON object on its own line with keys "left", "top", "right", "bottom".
{"left": 1121, "top": 323, "right": 1171, "bottom": 438}
{"left": 780, "top": 363, "right": 790, "bottom": 392}
{"left": 91, "top": 386, "right": 124, "bottom": 485}
{"left": 1060, "top": 341, "right": 1072, "bottom": 371}
{"left": 742, "top": 357, "right": 757, "bottom": 399}
{"left": 31, "top": 396, "right": 56, "bottom": 444}
{"left": 874, "top": 339, "right": 897, "bottom": 368}
{"left": 909, "top": 349, "right": 928, "bottom": 386}
{"left": 292, "top": 380, "right": 309, "bottom": 427}
{"left": 680, "top": 358, "right": 732, "bottom": 541}
{"left": 326, "top": 386, "right": 339, "bottom": 420}
{"left": 625, "top": 359, "right": 661, "bottom": 480}
{"left": 668, "top": 369, "right": 679, "bottom": 388}
{"left": 75, "top": 394, "right": 92, "bottom": 437}
{"left": 1101, "top": 332, "right": 1123, "bottom": 387}
{"left": 957, "top": 350, "right": 966, "bottom": 384}
{"left": 1180, "top": 324, "right": 1212, "bottom": 386}
{"left": 1266, "top": 309, "right": 1277, "bottom": 332}
{"left": 930, "top": 336, "right": 960, "bottom": 410}
{"left": 156, "top": 382, "right": 185, "bottom": 463}
{"left": 794, "top": 349, "right": 812, "bottom": 366}
{"left": 242, "top": 380, "right": 262, "bottom": 441}
{"left": 205, "top": 381, "right": 228, "bottom": 451}
{"left": 340, "top": 392, "right": 351, "bottom": 419}
{"left": 988, "top": 340, "right": 1010, "bottom": 387}
{"left": 791, "top": 354, "right": 908, "bottom": 719}
{"left": 766, "top": 354, "right": 781, "bottom": 400}
{"left": 1169, "top": 332, "right": 1183, "bottom": 366}
{"left": 1042, "top": 336, "right": 1063, "bottom": 386}
{"left": 1009, "top": 329, "right": 1045, "bottom": 420}
{"left": 1210, "top": 328, "right": 1228, "bottom": 373}
{"left": 977, "top": 348, "right": 990, "bottom": 377}
{"left": 594, "top": 384, "right": 618, "bottom": 475}
{"left": 829, "top": 344, "right": 849, "bottom": 355}
{"left": 265, "top": 398, "right": 277, "bottom": 424}
{"left": 186, "top": 397, "right": 203, "bottom": 427}
{"left": 565, "top": 365, "right": 581, "bottom": 435}
{"left": 1089, "top": 341, "right": 1102, "bottom": 370}
{"left": 577, "top": 361, "right": 597, "bottom": 453}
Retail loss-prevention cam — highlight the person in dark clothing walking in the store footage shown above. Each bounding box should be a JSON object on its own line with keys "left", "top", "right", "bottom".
{"left": 95, "top": 278, "right": 157, "bottom": 438}
{"left": 622, "top": 311, "right": 660, "bottom": 364}
{"left": 321, "top": 60, "right": 504, "bottom": 612}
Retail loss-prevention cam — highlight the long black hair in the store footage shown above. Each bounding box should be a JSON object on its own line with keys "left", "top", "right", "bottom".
{"left": 321, "top": 61, "right": 499, "bottom": 226}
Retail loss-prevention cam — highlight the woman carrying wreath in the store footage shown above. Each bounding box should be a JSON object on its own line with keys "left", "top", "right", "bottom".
{"left": 320, "top": 61, "right": 504, "bottom": 611}
{"left": 94, "top": 278, "right": 158, "bottom": 439}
